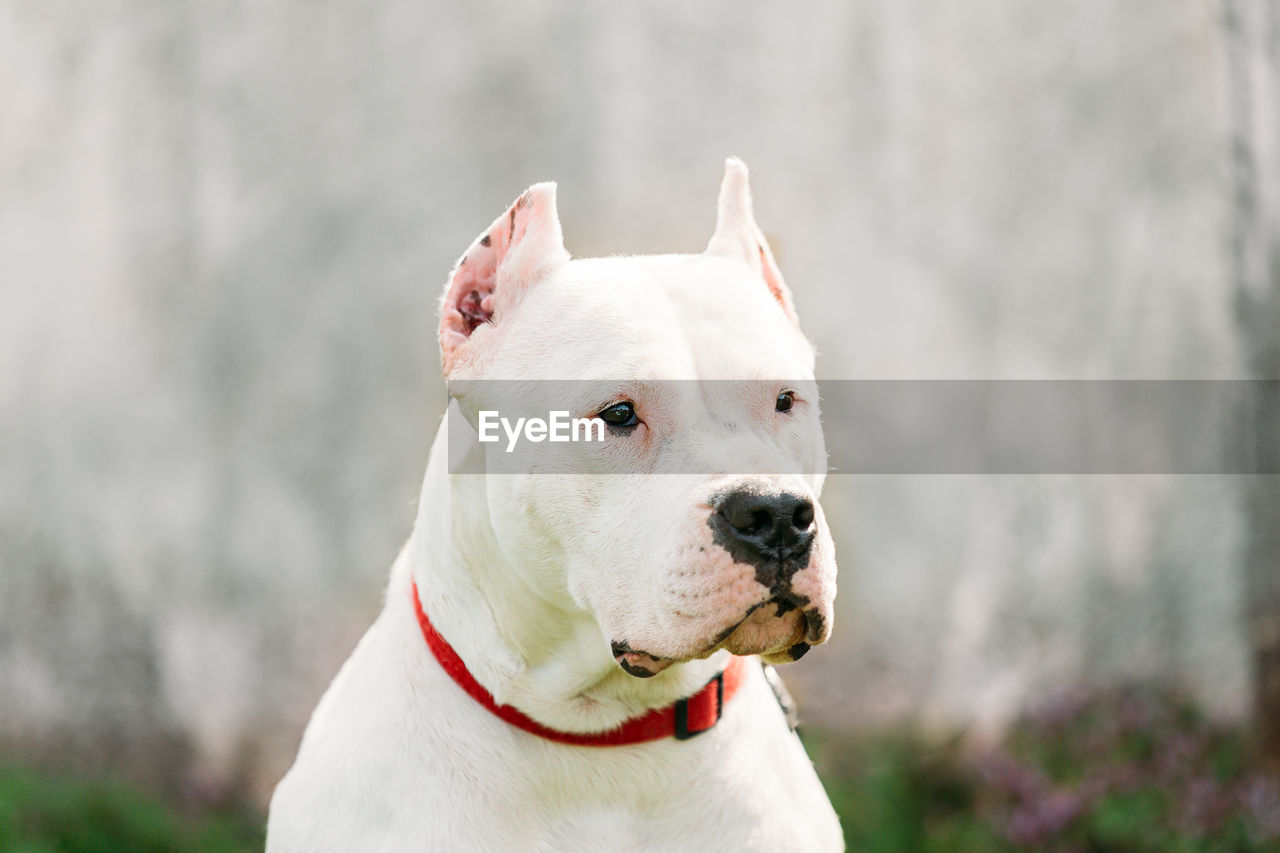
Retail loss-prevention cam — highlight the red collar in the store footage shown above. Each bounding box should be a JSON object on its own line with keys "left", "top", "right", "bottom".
{"left": 410, "top": 578, "right": 748, "bottom": 746}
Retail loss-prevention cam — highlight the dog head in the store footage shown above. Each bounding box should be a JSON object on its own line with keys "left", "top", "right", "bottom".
{"left": 438, "top": 159, "right": 837, "bottom": 676}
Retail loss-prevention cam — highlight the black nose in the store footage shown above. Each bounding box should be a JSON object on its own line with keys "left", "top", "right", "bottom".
{"left": 710, "top": 489, "right": 816, "bottom": 579}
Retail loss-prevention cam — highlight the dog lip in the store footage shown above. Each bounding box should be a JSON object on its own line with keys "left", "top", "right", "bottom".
{"left": 801, "top": 606, "right": 826, "bottom": 644}
{"left": 610, "top": 639, "right": 670, "bottom": 661}
{"left": 611, "top": 639, "right": 676, "bottom": 678}
{"left": 705, "top": 596, "right": 826, "bottom": 659}
{"left": 617, "top": 594, "right": 826, "bottom": 665}
{"left": 617, "top": 658, "right": 659, "bottom": 678}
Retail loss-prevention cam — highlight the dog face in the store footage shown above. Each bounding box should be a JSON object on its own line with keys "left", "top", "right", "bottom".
{"left": 438, "top": 160, "right": 837, "bottom": 676}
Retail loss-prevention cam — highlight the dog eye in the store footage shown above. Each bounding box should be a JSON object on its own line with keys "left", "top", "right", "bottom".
{"left": 597, "top": 401, "right": 639, "bottom": 428}
{"left": 775, "top": 391, "right": 795, "bottom": 413}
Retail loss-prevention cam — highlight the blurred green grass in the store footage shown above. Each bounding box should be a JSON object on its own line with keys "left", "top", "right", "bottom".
{"left": 2, "top": 683, "right": 1277, "bottom": 852}
{"left": 0, "top": 766, "right": 263, "bottom": 853}
{"left": 804, "top": 683, "right": 1280, "bottom": 852}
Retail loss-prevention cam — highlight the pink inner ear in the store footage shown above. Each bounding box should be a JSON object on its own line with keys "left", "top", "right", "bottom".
{"left": 458, "top": 289, "right": 489, "bottom": 331}
{"left": 451, "top": 253, "right": 499, "bottom": 334}
{"left": 757, "top": 237, "right": 797, "bottom": 323}
{"left": 439, "top": 196, "right": 526, "bottom": 365}
{"left": 440, "top": 257, "right": 496, "bottom": 360}
{"left": 438, "top": 184, "right": 567, "bottom": 372}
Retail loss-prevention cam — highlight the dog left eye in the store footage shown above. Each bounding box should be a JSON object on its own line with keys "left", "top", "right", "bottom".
{"left": 775, "top": 391, "right": 795, "bottom": 413}
{"left": 597, "top": 401, "right": 639, "bottom": 428}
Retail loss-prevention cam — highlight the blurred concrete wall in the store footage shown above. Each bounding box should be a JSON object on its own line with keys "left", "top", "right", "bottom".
{"left": 0, "top": 0, "right": 1247, "bottom": 802}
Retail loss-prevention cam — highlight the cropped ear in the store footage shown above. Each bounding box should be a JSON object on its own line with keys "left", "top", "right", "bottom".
{"left": 439, "top": 183, "right": 570, "bottom": 374}
{"left": 704, "top": 157, "right": 797, "bottom": 324}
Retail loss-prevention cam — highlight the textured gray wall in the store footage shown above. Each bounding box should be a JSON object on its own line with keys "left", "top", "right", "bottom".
{"left": 0, "top": 1, "right": 1247, "bottom": 802}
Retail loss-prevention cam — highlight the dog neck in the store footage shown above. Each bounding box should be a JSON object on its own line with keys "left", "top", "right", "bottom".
{"left": 408, "top": 423, "right": 730, "bottom": 734}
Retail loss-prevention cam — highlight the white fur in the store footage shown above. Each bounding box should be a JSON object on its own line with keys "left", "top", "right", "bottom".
{"left": 267, "top": 161, "right": 843, "bottom": 852}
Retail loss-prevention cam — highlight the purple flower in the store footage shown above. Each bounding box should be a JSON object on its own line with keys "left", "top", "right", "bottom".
{"left": 1004, "top": 790, "right": 1085, "bottom": 845}
{"left": 1181, "top": 776, "right": 1231, "bottom": 836}
{"left": 1240, "top": 775, "right": 1280, "bottom": 840}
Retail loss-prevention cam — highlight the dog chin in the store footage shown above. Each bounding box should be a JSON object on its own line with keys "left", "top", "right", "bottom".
{"left": 719, "top": 606, "right": 808, "bottom": 660}
{"left": 612, "top": 601, "right": 826, "bottom": 677}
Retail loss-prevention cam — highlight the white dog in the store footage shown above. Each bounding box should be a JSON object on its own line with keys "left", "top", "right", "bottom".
{"left": 267, "top": 159, "right": 843, "bottom": 852}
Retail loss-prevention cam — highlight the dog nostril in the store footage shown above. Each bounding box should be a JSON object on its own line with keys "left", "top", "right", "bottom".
{"left": 793, "top": 501, "right": 814, "bottom": 530}
{"left": 748, "top": 509, "right": 772, "bottom": 534}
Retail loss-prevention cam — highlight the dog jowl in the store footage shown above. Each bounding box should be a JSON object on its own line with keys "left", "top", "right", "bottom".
{"left": 267, "top": 159, "right": 843, "bottom": 852}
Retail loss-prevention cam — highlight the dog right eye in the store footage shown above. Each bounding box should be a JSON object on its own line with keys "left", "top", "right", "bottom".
{"left": 597, "top": 401, "right": 639, "bottom": 428}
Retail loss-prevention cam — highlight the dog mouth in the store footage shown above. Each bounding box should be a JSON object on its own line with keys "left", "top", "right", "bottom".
{"left": 712, "top": 596, "right": 824, "bottom": 663}
{"left": 611, "top": 640, "right": 673, "bottom": 679}
{"left": 611, "top": 596, "right": 825, "bottom": 677}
